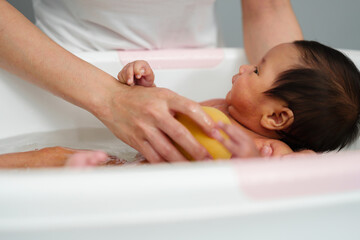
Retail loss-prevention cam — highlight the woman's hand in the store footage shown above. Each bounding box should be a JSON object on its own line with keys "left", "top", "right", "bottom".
{"left": 105, "top": 60, "right": 215, "bottom": 164}
{"left": 100, "top": 85, "right": 215, "bottom": 164}
{"left": 117, "top": 60, "right": 155, "bottom": 87}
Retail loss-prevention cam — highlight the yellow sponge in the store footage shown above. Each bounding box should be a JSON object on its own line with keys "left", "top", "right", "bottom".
{"left": 175, "top": 106, "right": 232, "bottom": 160}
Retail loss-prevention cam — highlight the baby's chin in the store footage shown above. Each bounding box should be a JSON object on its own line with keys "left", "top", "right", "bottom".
{"left": 225, "top": 90, "right": 231, "bottom": 103}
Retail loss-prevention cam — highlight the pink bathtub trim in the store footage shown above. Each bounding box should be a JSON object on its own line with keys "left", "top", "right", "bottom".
{"left": 117, "top": 49, "right": 224, "bottom": 69}
{"left": 234, "top": 150, "right": 360, "bottom": 200}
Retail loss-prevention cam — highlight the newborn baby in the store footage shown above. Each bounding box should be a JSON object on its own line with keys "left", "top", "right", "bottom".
{"left": 118, "top": 44, "right": 301, "bottom": 158}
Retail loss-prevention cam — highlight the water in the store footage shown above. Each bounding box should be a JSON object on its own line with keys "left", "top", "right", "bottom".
{"left": 1, "top": 127, "right": 359, "bottom": 163}
{"left": 0, "top": 128, "right": 139, "bottom": 162}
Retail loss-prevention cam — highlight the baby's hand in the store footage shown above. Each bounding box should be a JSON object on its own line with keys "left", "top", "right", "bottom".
{"left": 117, "top": 60, "right": 155, "bottom": 87}
{"left": 65, "top": 151, "right": 108, "bottom": 168}
{"left": 212, "top": 121, "right": 261, "bottom": 158}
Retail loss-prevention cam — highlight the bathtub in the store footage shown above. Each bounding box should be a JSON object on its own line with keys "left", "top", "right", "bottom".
{"left": 0, "top": 48, "right": 360, "bottom": 240}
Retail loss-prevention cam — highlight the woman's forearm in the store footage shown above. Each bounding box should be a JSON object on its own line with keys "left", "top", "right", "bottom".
{"left": 0, "top": 0, "right": 123, "bottom": 118}
{"left": 242, "top": 0, "right": 303, "bottom": 64}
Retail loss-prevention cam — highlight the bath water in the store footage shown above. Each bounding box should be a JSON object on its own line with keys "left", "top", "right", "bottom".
{"left": 0, "top": 128, "right": 139, "bottom": 162}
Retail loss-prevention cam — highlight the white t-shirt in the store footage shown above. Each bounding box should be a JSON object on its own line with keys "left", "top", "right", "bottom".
{"left": 33, "top": 0, "right": 218, "bottom": 52}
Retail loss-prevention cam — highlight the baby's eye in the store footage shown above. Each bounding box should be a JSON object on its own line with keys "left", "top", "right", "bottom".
{"left": 253, "top": 66, "right": 259, "bottom": 75}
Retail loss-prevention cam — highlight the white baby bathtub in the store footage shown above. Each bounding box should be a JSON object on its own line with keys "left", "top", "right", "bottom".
{"left": 0, "top": 48, "right": 360, "bottom": 240}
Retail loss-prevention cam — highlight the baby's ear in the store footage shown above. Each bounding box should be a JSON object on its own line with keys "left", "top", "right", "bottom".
{"left": 260, "top": 107, "right": 294, "bottom": 131}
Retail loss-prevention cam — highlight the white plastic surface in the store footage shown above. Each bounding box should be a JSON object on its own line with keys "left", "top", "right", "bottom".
{"left": 0, "top": 48, "right": 360, "bottom": 240}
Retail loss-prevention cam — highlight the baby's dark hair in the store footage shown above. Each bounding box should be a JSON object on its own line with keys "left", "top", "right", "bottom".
{"left": 265, "top": 40, "right": 360, "bottom": 152}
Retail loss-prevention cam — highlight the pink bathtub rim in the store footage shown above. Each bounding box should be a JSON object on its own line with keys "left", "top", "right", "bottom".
{"left": 234, "top": 150, "right": 360, "bottom": 200}
{"left": 117, "top": 48, "right": 225, "bottom": 69}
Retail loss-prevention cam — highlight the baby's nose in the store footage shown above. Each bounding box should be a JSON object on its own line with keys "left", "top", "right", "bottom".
{"left": 238, "top": 65, "right": 254, "bottom": 74}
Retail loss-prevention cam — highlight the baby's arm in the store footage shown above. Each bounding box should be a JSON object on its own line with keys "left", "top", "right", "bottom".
{"left": 0, "top": 147, "right": 108, "bottom": 168}
{"left": 117, "top": 60, "right": 155, "bottom": 87}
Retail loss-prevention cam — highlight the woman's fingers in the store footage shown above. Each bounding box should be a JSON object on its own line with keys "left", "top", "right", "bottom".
{"left": 136, "top": 139, "right": 167, "bottom": 164}
{"left": 214, "top": 121, "right": 260, "bottom": 158}
{"left": 133, "top": 97, "right": 210, "bottom": 161}
{"left": 156, "top": 115, "right": 211, "bottom": 161}
{"left": 168, "top": 95, "right": 216, "bottom": 139}
{"left": 161, "top": 95, "right": 217, "bottom": 160}
{"left": 141, "top": 127, "right": 189, "bottom": 163}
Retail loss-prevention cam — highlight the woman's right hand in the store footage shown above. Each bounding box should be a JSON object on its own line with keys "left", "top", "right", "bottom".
{"left": 99, "top": 84, "right": 215, "bottom": 164}
{"left": 112, "top": 60, "right": 215, "bottom": 163}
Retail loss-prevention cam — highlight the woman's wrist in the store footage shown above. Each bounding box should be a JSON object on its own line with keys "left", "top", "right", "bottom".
{"left": 85, "top": 72, "right": 128, "bottom": 125}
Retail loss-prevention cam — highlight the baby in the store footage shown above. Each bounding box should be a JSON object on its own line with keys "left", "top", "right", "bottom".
{"left": 118, "top": 40, "right": 360, "bottom": 156}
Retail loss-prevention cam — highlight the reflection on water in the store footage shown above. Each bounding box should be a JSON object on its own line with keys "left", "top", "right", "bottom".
{"left": 0, "top": 128, "right": 139, "bottom": 162}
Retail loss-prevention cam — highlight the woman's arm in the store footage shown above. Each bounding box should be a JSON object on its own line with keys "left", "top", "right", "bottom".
{"left": 241, "top": 0, "right": 303, "bottom": 64}
{"left": 0, "top": 1, "right": 215, "bottom": 163}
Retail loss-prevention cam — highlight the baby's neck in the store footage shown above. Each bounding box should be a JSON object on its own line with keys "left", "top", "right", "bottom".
{"left": 200, "top": 99, "right": 267, "bottom": 140}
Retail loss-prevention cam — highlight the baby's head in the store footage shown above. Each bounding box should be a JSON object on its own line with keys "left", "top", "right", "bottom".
{"left": 226, "top": 40, "right": 360, "bottom": 152}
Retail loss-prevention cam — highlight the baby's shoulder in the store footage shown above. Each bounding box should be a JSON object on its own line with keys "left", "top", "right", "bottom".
{"left": 200, "top": 98, "right": 228, "bottom": 114}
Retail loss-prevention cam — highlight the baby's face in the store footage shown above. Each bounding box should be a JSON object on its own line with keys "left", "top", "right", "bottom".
{"left": 225, "top": 43, "right": 301, "bottom": 132}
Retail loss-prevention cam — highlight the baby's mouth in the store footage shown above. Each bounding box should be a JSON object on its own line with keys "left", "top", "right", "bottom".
{"left": 232, "top": 74, "right": 239, "bottom": 84}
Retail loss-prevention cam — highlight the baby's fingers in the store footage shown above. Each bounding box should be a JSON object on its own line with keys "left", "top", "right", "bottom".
{"left": 133, "top": 60, "right": 155, "bottom": 87}
{"left": 117, "top": 61, "right": 155, "bottom": 87}
{"left": 117, "top": 63, "right": 135, "bottom": 86}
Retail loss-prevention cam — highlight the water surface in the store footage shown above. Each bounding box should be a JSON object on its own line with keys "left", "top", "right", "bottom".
{"left": 0, "top": 128, "right": 139, "bottom": 162}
